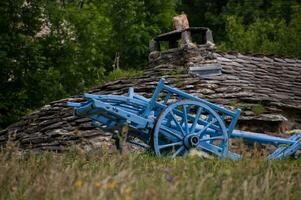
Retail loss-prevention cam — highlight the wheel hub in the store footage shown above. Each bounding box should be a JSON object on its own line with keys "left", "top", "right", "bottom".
{"left": 184, "top": 134, "right": 199, "bottom": 148}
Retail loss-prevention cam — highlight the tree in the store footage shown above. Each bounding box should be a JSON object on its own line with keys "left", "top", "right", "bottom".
{"left": 176, "top": 0, "right": 229, "bottom": 42}
{"left": 106, "top": 0, "right": 176, "bottom": 69}
{"left": 0, "top": 0, "right": 178, "bottom": 128}
{"left": 0, "top": 0, "right": 47, "bottom": 127}
{"left": 177, "top": 0, "right": 301, "bottom": 57}
{"left": 221, "top": 1, "right": 301, "bottom": 56}
{"left": 0, "top": 1, "right": 111, "bottom": 128}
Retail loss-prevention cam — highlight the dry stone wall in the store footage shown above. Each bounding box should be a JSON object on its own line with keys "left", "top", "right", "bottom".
{"left": 1, "top": 45, "right": 301, "bottom": 152}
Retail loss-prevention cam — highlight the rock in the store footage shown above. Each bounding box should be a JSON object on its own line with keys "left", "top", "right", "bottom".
{"left": 173, "top": 14, "right": 190, "bottom": 30}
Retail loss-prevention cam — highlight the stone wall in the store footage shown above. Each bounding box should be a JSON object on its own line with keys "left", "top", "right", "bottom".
{"left": 1, "top": 45, "right": 301, "bottom": 152}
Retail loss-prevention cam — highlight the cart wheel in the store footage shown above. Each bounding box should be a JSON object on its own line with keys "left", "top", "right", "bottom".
{"left": 152, "top": 100, "right": 229, "bottom": 159}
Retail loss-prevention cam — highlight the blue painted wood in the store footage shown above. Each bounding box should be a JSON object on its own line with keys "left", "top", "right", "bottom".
{"left": 67, "top": 77, "right": 301, "bottom": 160}
{"left": 267, "top": 134, "right": 301, "bottom": 160}
{"left": 152, "top": 100, "right": 230, "bottom": 159}
{"left": 231, "top": 130, "right": 295, "bottom": 145}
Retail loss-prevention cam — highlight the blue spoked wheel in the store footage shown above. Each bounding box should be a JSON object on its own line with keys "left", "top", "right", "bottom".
{"left": 152, "top": 100, "right": 229, "bottom": 159}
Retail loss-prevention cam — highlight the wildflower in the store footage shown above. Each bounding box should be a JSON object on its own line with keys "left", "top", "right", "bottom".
{"left": 124, "top": 187, "right": 131, "bottom": 200}
{"left": 95, "top": 182, "right": 101, "bottom": 188}
{"left": 74, "top": 180, "right": 83, "bottom": 188}
{"left": 125, "top": 187, "right": 131, "bottom": 194}
{"left": 124, "top": 194, "right": 131, "bottom": 200}
{"left": 107, "top": 181, "right": 116, "bottom": 190}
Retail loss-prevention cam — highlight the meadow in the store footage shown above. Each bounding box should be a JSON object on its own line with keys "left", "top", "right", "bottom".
{"left": 0, "top": 145, "right": 300, "bottom": 200}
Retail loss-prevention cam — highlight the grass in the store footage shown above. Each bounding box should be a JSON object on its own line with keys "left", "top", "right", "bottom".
{"left": 228, "top": 100, "right": 239, "bottom": 107}
{"left": 251, "top": 104, "right": 266, "bottom": 116}
{"left": 104, "top": 69, "right": 144, "bottom": 82}
{"left": 0, "top": 147, "right": 300, "bottom": 200}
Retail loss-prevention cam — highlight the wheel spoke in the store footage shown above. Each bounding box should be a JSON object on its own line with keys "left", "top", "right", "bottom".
{"left": 160, "top": 125, "right": 183, "bottom": 140}
{"left": 153, "top": 100, "right": 228, "bottom": 159}
{"left": 172, "top": 146, "right": 185, "bottom": 158}
{"left": 183, "top": 105, "right": 189, "bottom": 134}
{"left": 190, "top": 107, "right": 203, "bottom": 134}
{"left": 197, "top": 142, "right": 224, "bottom": 158}
{"left": 170, "top": 110, "right": 185, "bottom": 136}
{"left": 207, "top": 114, "right": 212, "bottom": 122}
{"left": 196, "top": 119, "right": 216, "bottom": 136}
{"left": 159, "top": 141, "right": 183, "bottom": 150}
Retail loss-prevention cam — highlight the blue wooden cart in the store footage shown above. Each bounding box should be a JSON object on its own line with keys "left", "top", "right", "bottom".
{"left": 67, "top": 78, "right": 301, "bottom": 160}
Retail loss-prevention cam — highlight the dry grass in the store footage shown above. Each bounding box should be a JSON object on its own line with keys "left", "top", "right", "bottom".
{"left": 0, "top": 146, "right": 300, "bottom": 200}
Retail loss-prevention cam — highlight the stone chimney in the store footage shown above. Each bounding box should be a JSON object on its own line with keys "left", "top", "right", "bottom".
{"left": 149, "top": 14, "right": 221, "bottom": 77}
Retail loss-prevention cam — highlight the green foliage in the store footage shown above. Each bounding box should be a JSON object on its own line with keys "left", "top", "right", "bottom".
{"left": 0, "top": 0, "right": 46, "bottom": 127}
{"left": 0, "top": 0, "right": 175, "bottom": 128}
{"left": 105, "top": 69, "right": 144, "bottom": 82}
{"left": 228, "top": 100, "right": 239, "bottom": 107}
{"left": 107, "top": 0, "right": 176, "bottom": 68}
{"left": 179, "top": 0, "right": 301, "bottom": 57}
{"left": 0, "top": 1, "right": 101, "bottom": 127}
{"left": 252, "top": 104, "right": 266, "bottom": 116}
{"left": 176, "top": 0, "right": 229, "bottom": 42}
{"left": 0, "top": 149, "right": 301, "bottom": 199}
{"left": 220, "top": 4, "right": 301, "bottom": 56}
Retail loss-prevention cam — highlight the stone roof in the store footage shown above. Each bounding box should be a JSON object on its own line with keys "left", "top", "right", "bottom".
{"left": 1, "top": 45, "right": 301, "bottom": 152}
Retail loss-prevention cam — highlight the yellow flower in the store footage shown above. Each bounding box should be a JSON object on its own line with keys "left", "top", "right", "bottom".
{"left": 95, "top": 182, "right": 102, "bottom": 188}
{"left": 124, "top": 187, "right": 131, "bottom": 200}
{"left": 74, "top": 180, "right": 83, "bottom": 188}
{"left": 125, "top": 187, "right": 131, "bottom": 194}
{"left": 107, "top": 181, "right": 117, "bottom": 190}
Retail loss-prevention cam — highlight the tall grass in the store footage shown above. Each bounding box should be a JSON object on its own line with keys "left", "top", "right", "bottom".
{"left": 0, "top": 147, "right": 300, "bottom": 200}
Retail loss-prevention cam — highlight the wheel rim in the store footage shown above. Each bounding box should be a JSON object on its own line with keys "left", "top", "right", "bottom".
{"left": 152, "top": 100, "right": 228, "bottom": 159}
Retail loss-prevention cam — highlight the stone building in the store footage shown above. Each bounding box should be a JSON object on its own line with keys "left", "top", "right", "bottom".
{"left": 1, "top": 18, "right": 301, "bottom": 152}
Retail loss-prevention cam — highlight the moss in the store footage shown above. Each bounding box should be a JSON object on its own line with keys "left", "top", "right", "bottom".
{"left": 105, "top": 69, "right": 144, "bottom": 82}
{"left": 228, "top": 100, "right": 239, "bottom": 107}
{"left": 251, "top": 104, "right": 266, "bottom": 115}
{"left": 160, "top": 69, "right": 186, "bottom": 76}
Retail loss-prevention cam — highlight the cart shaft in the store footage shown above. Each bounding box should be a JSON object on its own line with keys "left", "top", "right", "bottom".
{"left": 231, "top": 130, "right": 295, "bottom": 145}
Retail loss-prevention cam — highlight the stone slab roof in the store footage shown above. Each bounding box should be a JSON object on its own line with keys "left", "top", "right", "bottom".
{"left": 1, "top": 46, "right": 301, "bottom": 151}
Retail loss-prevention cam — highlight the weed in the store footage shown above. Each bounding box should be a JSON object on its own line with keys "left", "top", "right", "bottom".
{"left": 105, "top": 69, "right": 144, "bottom": 82}
{"left": 251, "top": 104, "right": 266, "bottom": 115}
{"left": 229, "top": 100, "right": 238, "bottom": 107}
